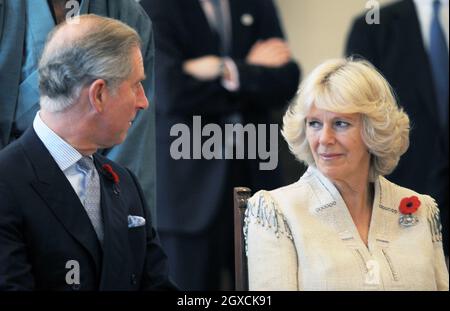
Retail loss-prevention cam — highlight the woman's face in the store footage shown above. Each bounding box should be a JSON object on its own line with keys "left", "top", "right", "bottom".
{"left": 305, "top": 105, "right": 371, "bottom": 183}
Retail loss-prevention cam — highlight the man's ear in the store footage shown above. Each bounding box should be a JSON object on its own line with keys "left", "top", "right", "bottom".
{"left": 88, "top": 79, "right": 108, "bottom": 113}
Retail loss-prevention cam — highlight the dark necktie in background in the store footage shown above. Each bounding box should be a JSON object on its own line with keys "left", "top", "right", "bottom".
{"left": 429, "top": 0, "right": 449, "bottom": 130}
{"left": 210, "top": 0, "right": 231, "bottom": 56}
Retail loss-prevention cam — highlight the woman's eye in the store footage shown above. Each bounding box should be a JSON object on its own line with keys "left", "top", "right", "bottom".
{"left": 335, "top": 120, "right": 350, "bottom": 128}
{"left": 307, "top": 120, "right": 321, "bottom": 128}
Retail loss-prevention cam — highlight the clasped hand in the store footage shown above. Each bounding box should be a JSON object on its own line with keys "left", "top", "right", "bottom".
{"left": 182, "top": 38, "right": 292, "bottom": 81}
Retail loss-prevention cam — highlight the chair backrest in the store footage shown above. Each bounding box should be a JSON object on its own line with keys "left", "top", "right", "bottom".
{"left": 233, "top": 186, "right": 252, "bottom": 291}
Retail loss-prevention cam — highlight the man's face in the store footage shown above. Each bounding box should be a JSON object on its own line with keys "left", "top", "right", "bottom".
{"left": 98, "top": 46, "right": 149, "bottom": 147}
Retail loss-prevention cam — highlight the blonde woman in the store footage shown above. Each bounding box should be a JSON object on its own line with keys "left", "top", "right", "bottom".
{"left": 245, "top": 58, "right": 449, "bottom": 290}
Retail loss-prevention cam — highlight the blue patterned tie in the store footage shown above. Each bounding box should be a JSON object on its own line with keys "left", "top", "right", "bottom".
{"left": 429, "top": 0, "right": 449, "bottom": 129}
{"left": 78, "top": 157, "right": 103, "bottom": 244}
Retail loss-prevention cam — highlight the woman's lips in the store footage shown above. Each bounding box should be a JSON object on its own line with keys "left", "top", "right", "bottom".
{"left": 319, "top": 153, "right": 343, "bottom": 160}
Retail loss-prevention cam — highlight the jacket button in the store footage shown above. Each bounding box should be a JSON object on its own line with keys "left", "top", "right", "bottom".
{"left": 72, "top": 284, "right": 80, "bottom": 291}
{"left": 131, "top": 273, "right": 137, "bottom": 285}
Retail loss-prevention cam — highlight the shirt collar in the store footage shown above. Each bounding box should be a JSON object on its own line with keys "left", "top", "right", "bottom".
{"left": 33, "top": 111, "right": 83, "bottom": 171}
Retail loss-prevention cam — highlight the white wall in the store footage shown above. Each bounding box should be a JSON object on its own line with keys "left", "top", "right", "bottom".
{"left": 275, "top": 0, "right": 397, "bottom": 76}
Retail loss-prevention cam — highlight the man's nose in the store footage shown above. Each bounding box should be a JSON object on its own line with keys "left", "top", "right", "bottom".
{"left": 138, "top": 96, "right": 149, "bottom": 110}
{"left": 136, "top": 84, "right": 149, "bottom": 110}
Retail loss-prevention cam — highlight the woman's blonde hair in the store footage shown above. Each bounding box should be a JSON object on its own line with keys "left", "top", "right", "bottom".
{"left": 282, "top": 58, "right": 410, "bottom": 181}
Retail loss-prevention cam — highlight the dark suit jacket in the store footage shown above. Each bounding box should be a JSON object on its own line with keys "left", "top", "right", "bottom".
{"left": 142, "top": 0, "right": 301, "bottom": 234}
{"left": 346, "top": 0, "right": 448, "bottom": 254}
{"left": 0, "top": 128, "right": 175, "bottom": 290}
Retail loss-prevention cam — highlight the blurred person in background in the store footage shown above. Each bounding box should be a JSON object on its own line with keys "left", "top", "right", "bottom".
{"left": 346, "top": 0, "right": 449, "bottom": 258}
{"left": 141, "top": 0, "right": 300, "bottom": 290}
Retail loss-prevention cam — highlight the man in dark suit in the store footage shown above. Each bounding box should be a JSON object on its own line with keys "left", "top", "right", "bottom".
{"left": 346, "top": 0, "right": 449, "bottom": 255}
{"left": 0, "top": 0, "right": 158, "bottom": 228}
{"left": 0, "top": 15, "right": 175, "bottom": 290}
{"left": 141, "top": 0, "right": 300, "bottom": 290}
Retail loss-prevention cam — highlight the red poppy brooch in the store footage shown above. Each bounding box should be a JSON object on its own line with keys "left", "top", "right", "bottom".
{"left": 102, "top": 164, "right": 120, "bottom": 195}
{"left": 399, "top": 196, "right": 420, "bottom": 227}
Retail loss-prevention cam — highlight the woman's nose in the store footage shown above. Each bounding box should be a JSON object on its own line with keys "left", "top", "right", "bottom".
{"left": 319, "top": 125, "right": 335, "bottom": 145}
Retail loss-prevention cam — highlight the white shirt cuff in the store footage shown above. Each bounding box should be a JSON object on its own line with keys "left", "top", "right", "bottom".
{"left": 221, "top": 57, "right": 240, "bottom": 92}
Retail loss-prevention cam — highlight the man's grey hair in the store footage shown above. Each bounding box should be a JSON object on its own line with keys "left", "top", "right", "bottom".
{"left": 38, "top": 14, "right": 141, "bottom": 112}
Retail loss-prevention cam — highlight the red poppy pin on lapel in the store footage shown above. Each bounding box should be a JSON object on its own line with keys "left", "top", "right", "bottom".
{"left": 399, "top": 196, "right": 420, "bottom": 227}
{"left": 102, "top": 164, "right": 120, "bottom": 195}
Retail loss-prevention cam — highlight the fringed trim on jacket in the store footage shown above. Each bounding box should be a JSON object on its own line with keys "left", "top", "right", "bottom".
{"left": 424, "top": 195, "right": 443, "bottom": 243}
{"left": 244, "top": 190, "right": 293, "bottom": 256}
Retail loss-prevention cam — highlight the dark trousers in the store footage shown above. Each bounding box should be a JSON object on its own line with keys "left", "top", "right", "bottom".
{"left": 158, "top": 160, "right": 251, "bottom": 290}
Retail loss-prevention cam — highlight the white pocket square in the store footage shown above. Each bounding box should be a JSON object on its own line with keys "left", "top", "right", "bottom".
{"left": 128, "top": 215, "right": 146, "bottom": 228}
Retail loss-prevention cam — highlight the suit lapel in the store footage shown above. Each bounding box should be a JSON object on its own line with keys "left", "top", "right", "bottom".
{"left": 372, "top": 177, "right": 399, "bottom": 245}
{"left": 306, "top": 167, "right": 360, "bottom": 244}
{"left": 310, "top": 167, "right": 402, "bottom": 253}
{"left": 94, "top": 155, "right": 131, "bottom": 290}
{"left": 21, "top": 129, "right": 103, "bottom": 273}
{"left": 22, "top": 129, "right": 133, "bottom": 288}
{"left": 307, "top": 167, "right": 393, "bottom": 251}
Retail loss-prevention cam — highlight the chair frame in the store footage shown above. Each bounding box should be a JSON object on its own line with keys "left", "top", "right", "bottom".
{"left": 233, "top": 186, "right": 252, "bottom": 291}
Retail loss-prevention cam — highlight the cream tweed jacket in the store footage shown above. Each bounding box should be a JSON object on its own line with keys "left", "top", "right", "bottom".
{"left": 245, "top": 166, "right": 449, "bottom": 291}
